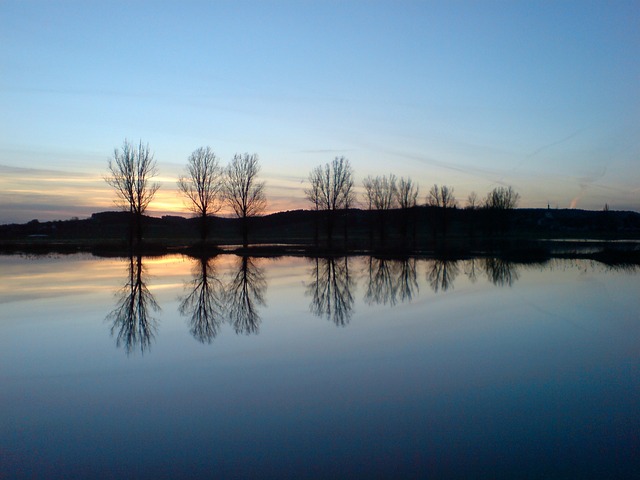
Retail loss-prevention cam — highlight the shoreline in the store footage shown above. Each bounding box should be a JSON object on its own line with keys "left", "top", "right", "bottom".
{"left": 2, "top": 238, "right": 639, "bottom": 265}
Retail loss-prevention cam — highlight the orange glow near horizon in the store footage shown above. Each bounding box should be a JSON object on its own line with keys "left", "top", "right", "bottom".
{"left": 4, "top": 161, "right": 638, "bottom": 225}
{"left": 146, "top": 180, "right": 310, "bottom": 219}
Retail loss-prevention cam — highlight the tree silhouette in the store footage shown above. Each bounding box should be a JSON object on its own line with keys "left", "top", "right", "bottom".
{"left": 104, "top": 139, "right": 159, "bottom": 247}
{"left": 305, "top": 157, "right": 355, "bottom": 249}
{"left": 305, "top": 168, "right": 323, "bottom": 246}
{"left": 106, "top": 255, "right": 160, "bottom": 354}
{"left": 178, "top": 255, "right": 225, "bottom": 343}
{"left": 178, "top": 147, "right": 224, "bottom": 243}
{"left": 396, "top": 178, "right": 419, "bottom": 209}
{"left": 484, "top": 186, "right": 520, "bottom": 209}
{"left": 466, "top": 191, "right": 479, "bottom": 209}
{"left": 306, "top": 257, "right": 355, "bottom": 326}
{"left": 224, "top": 153, "right": 267, "bottom": 248}
{"left": 427, "top": 184, "right": 456, "bottom": 209}
{"left": 427, "top": 184, "right": 456, "bottom": 238}
{"left": 396, "top": 177, "right": 419, "bottom": 247}
{"left": 362, "top": 174, "right": 397, "bottom": 247}
{"left": 483, "top": 186, "right": 520, "bottom": 234}
{"left": 225, "top": 256, "right": 267, "bottom": 335}
{"left": 464, "top": 192, "right": 480, "bottom": 239}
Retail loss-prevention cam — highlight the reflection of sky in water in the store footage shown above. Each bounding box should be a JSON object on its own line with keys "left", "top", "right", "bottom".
{"left": 1, "top": 255, "right": 638, "bottom": 478}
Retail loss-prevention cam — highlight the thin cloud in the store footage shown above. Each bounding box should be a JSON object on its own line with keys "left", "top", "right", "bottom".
{"left": 298, "top": 149, "right": 351, "bottom": 154}
{"left": 0, "top": 164, "right": 78, "bottom": 177}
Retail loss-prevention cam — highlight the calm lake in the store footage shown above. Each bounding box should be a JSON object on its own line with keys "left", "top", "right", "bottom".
{"left": 1, "top": 253, "right": 638, "bottom": 479}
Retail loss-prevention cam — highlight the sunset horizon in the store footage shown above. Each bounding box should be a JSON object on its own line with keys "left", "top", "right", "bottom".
{"left": 2, "top": 1, "right": 638, "bottom": 223}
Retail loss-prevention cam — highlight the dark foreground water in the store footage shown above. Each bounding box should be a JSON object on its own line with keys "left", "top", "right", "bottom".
{"left": 1, "top": 254, "right": 638, "bottom": 479}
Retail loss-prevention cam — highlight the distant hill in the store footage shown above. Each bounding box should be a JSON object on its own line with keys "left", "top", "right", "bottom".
{"left": 1, "top": 207, "right": 639, "bottom": 255}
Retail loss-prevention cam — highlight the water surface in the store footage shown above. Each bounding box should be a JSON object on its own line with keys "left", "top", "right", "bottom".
{"left": 1, "top": 254, "right": 638, "bottom": 478}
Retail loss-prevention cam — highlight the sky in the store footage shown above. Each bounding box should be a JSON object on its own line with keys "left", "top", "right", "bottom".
{"left": 1, "top": 0, "right": 639, "bottom": 223}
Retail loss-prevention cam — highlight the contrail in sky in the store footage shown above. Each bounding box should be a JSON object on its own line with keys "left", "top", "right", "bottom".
{"left": 526, "top": 127, "right": 588, "bottom": 158}
{"left": 368, "top": 145, "right": 500, "bottom": 181}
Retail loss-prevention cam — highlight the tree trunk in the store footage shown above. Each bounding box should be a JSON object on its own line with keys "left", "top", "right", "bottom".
{"left": 343, "top": 209, "right": 349, "bottom": 249}
{"left": 313, "top": 210, "right": 319, "bottom": 247}
{"left": 378, "top": 210, "right": 386, "bottom": 247}
{"left": 200, "top": 213, "right": 208, "bottom": 242}
{"left": 368, "top": 210, "right": 374, "bottom": 250}
{"left": 242, "top": 216, "right": 249, "bottom": 249}
{"left": 135, "top": 211, "right": 143, "bottom": 246}
{"left": 326, "top": 211, "right": 334, "bottom": 250}
{"left": 128, "top": 210, "right": 135, "bottom": 249}
{"left": 400, "top": 208, "right": 408, "bottom": 247}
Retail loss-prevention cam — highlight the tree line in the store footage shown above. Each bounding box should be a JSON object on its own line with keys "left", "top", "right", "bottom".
{"left": 104, "top": 139, "right": 520, "bottom": 249}
{"left": 105, "top": 140, "right": 266, "bottom": 248}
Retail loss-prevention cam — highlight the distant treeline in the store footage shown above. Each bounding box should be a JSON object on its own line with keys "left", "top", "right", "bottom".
{"left": 2, "top": 140, "right": 639, "bottom": 254}
{"left": 2, "top": 207, "right": 639, "bottom": 255}
{"left": 98, "top": 140, "right": 637, "bottom": 251}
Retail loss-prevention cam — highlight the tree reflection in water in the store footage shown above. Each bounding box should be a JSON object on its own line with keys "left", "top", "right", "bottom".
{"left": 107, "top": 255, "right": 160, "bottom": 355}
{"left": 306, "top": 257, "right": 355, "bottom": 326}
{"left": 364, "top": 258, "right": 397, "bottom": 306}
{"left": 225, "top": 256, "right": 267, "bottom": 335}
{"left": 106, "top": 254, "right": 536, "bottom": 351}
{"left": 482, "top": 258, "right": 520, "bottom": 287}
{"left": 179, "top": 256, "right": 225, "bottom": 343}
{"left": 463, "top": 258, "right": 481, "bottom": 284}
{"left": 426, "top": 258, "right": 460, "bottom": 293}
{"left": 365, "top": 258, "right": 419, "bottom": 306}
{"left": 397, "top": 258, "right": 419, "bottom": 302}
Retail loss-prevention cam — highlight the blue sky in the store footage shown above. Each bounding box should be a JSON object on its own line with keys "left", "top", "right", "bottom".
{"left": 1, "top": 0, "right": 638, "bottom": 223}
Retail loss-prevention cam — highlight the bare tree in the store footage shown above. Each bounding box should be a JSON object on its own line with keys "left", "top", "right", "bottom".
{"left": 363, "top": 174, "right": 397, "bottom": 211}
{"left": 484, "top": 186, "right": 520, "bottom": 209}
{"left": 396, "top": 177, "right": 419, "bottom": 209}
{"left": 362, "top": 176, "right": 375, "bottom": 210}
{"left": 178, "top": 147, "right": 223, "bottom": 243}
{"left": 362, "top": 176, "right": 376, "bottom": 247}
{"left": 465, "top": 191, "right": 480, "bottom": 238}
{"left": 466, "top": 191, "right": 479, "bottom": 210}
{"left": 341, "top": 170, "right": 356, "bottom": 247}
{"left": 427, "top": 184, "right": 456, "bottom": 209}
{"left": 304, "top": 168, "right": 323, "bottom": 246}
{"left": 362, "top": 174, "right": 397, "bottom": 246}
{"left": 224, "top": 153, "right": 267, "bottom": 248}
{"left": 483, "top": 186, "right": 520, "bottom": 234}
{"left": 427, "top": 184, "right": 456, "bottom": 238}
{"left": 304, "top": 156, "right": 354, "bottom": 248}
{"left": 396, "top": 177, "right": 419, "bottom": 246}
{"left": 105, "top": 139, "right": 159, "bottom": 246}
